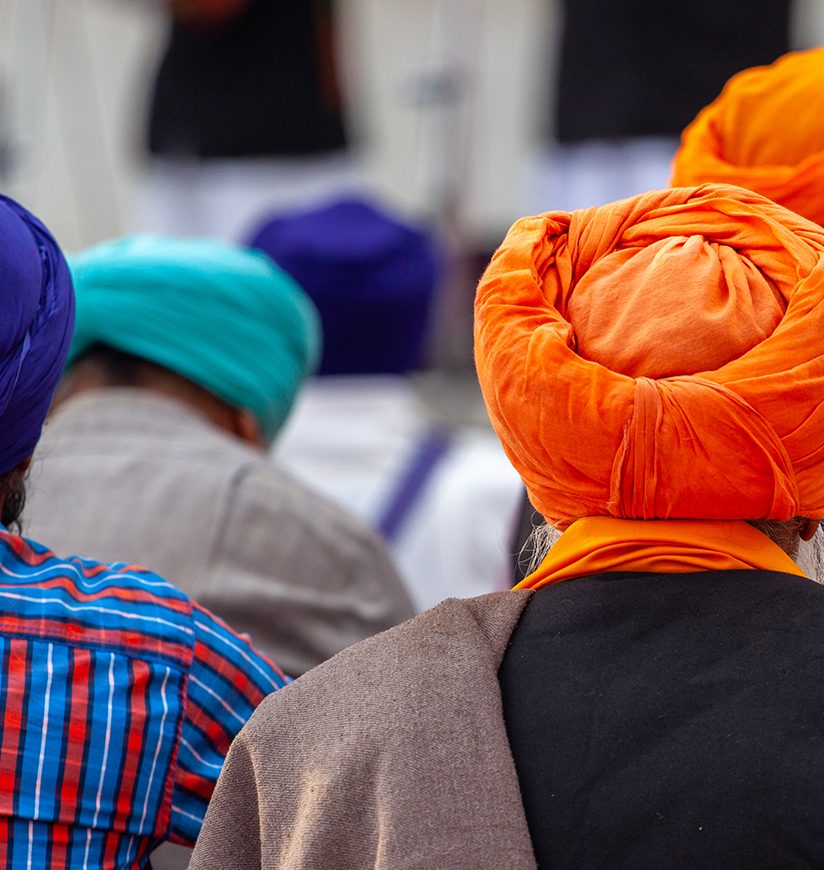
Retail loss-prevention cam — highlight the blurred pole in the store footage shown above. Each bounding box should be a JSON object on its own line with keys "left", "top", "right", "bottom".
{"left": 2, "top": 0, "right": 54, "bottom": 201}
{"left": 418, "top": 0, "right": 482, "bottom": 369}
{"left": 424, "top": 0, "right": 474, "bottom": 232}
{"left": 49, "top": 0, "right": 123, "bottom": 242}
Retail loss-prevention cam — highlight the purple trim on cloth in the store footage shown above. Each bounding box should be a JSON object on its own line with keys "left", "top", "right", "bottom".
{"left": 377, "top": 427, "right": 451, "bottom": 542}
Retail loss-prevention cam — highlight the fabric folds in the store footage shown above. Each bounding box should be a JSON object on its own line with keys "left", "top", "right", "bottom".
{"left": 67, "top": 235, "right": 320, "bottom": 442}
{"left": 515, "top": 517, "right": 805, "bottom": 589}
{"left": 474, "top": 184, "right": 824, "bottom": 527}
{"left": 0, "top": 196, "right": 74, "bottom": 473}
{"left": 671, "top": 49, "right": 824, "bottom": 227}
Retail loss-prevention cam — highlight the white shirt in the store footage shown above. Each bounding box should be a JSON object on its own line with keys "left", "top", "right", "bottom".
{"left": 275, "top": 376, "right": 524, "bottom": 611}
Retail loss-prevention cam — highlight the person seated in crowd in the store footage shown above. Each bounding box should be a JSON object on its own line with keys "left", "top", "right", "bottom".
{"left": 671, "top": 48, "right": 824, "bottom": 225}
{"left": 510, "top": 47, "right": 824, "bottom": 586}
{"left": 192, "top": 184, "right": 824, "bottom": 868}
{"left": 25, "top": 235, "right": 414, "bottom": 680}
{"left": 248, "top": 197, "right": 523, "bottom": 611}
{"left": 0, "top": 197, "right": 288, "bottom": 866}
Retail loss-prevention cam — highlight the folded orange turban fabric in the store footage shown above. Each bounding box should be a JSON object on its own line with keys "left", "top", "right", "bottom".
{"left": 671, "top": 50, "right": 824, "bottom": 226}
{"left": 475, "top": 184, "right": 824, "bottom": 528}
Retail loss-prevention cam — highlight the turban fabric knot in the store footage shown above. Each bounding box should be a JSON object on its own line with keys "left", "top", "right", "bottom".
{"left": 671, "top": 49, "right": 824, "bottom": 227}
{"left": 68, "top": 236, "right": 320, "bottom": 442}
{"left": 0, "top": 196, "right": 74, "bottom": 474}
{"left": 474, "top": 184, "right": 824, "bottom": 528}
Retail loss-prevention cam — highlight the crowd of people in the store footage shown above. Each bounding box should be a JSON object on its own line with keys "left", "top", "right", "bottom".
{"left": 0, "top": 6, "right": 823, "bottom": 866}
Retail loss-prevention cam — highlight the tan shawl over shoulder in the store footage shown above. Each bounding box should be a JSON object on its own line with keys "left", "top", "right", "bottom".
{"left": 190, "top": 591, "right": 537, "bottom": 869}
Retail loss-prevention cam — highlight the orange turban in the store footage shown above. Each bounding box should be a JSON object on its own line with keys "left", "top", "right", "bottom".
{"left": 671, "top": 50, "right": 824, "bottom": 226}
{"left": 474, "top": 184, "right": 824, "bottom": 528}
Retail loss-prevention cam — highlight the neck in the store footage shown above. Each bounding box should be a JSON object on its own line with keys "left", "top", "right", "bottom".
{"left": 517, "top": 517, "right": 807, "bottom": 591}
{"left": 54, "top": 370, "right": 265, "bottom": 449}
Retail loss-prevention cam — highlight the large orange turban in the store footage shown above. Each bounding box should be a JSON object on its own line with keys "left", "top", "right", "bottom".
{"left": 475, "top": 184, "right": 824, "bottom": 528}
{"left": 671, "top": 50, "right": 824, "bottom": 226}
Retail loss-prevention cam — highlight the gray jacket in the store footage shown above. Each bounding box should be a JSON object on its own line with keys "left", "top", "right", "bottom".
{"left": 26, "top": 389, "right": 414, "bottom": 678}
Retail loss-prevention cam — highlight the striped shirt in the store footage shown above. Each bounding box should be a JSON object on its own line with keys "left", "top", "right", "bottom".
{"left": 0, "top": 530, "right": 288, "bottom": 868}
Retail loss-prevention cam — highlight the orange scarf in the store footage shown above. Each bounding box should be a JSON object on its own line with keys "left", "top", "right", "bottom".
{"left": 516, "top": 517, "right": 805, "bottom": 590}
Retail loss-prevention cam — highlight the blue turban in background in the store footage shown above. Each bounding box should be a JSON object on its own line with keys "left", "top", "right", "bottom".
{"left": 67, "top": 236, "right": 320, "bottom": 442}
{"left": 246, "top": 197, "right": 440, "bottom": 376}
{"left": 0, "top": 195, "right": 74, "bottom": 474}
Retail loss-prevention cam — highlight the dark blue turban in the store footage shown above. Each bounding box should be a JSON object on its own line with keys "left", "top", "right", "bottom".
{"left": 246, "top": 197, "right": 440, "bottom": 376}
{"left": 0, "top": 196, "right": 75, "bottom": 473}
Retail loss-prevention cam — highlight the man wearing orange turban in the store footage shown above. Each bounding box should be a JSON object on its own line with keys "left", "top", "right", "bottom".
{"left": 190, "top": 184, "right": 824, "bottom": 870}
{"left": 671, "top": 49, "right": 824, "bottom": 226}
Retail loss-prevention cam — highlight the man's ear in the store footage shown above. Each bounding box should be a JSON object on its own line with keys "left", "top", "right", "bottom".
{"left": 800, "top": 518, "right": 820, "bottom": 541}
{"left": 232, "top": 409, "right": 265, "bottom": 448}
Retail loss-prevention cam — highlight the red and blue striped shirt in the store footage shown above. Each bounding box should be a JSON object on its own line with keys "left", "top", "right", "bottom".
{"left": 0, "top": 529, "right": 288, "bottom": 867}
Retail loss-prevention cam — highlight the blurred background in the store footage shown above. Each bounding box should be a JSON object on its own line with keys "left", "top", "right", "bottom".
{"left": 0, "top": 0, "right": 551, "bottom": 250}
{"left": 0, "top": 0, "right": 822, "bottom": 376}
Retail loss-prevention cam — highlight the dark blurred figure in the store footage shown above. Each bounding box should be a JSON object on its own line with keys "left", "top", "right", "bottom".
{"left": 149, "top": 0, "right": 345, "bottom": 159}
{"left": 555, "top": 0, "right": 791, "bottom": 143}
{"left": 138, "top": 0, "right": 361, "bottom": 237}
{"left": 525, "top": 0, "right": 793, "bottom": 213}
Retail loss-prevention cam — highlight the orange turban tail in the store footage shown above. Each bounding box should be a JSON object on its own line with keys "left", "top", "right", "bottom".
{"left": 671, "top": 49, "right": 824, "bottom": 226}
{"left": 474, "top": 184, "right": 824, "bottom": 528}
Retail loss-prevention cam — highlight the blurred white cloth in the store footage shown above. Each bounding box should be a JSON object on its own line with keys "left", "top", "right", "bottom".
{"left": 523, "top": 136, "right": 678, "bottom": 215}
{"left": 274, "top": 376, "right": 524, "bottom": 611}
{"left": 134, "top": 153, "right": 366, "bottom": 240}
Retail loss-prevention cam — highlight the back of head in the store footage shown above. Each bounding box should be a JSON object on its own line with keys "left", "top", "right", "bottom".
{"left": 671, "top": 49, "right": 824, "bottom": 225}
{"left": 0, "top": 196, "right": 74, "bottom": 474}
{"left": 246, "top": 197, "right": 439, "bottom": 376}
{"left": 67, "top": 235, "right": 321, "bottom": 442}
{"left": 475, "top": 184, "right": 824, "bottom": 528}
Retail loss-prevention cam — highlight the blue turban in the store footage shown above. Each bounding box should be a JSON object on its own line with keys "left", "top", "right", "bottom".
{"left": 0, "top": 195, "right": 74, "bottom": 474}
{"left": 67, "top": 236, "right": 320, "bottom": 442}
{"left": 246, "top": 198, "right": 439, "bottom": 376}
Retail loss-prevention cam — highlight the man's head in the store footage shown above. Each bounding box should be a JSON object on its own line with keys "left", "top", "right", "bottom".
{"left": 0, "top": 196, "right": 75, "bottom": 528}
{"left": 246, "top": 197, "right": 439, "bottom": 377}
{"left": 474, "top": 184, "right": 824, "bottom": 538}
{"left": 62, "top": 235, "right": 321, "bottom": 445}
{"left": 671, "top": 49, "right": 824, "bottom": 226}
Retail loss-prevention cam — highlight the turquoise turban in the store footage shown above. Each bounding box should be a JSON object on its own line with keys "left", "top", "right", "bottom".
{"left": 67, "top": 235, "right": 321, "bottom": 441}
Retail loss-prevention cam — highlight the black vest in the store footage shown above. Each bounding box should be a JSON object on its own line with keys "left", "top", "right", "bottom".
{"left": 500, "top": 570, "right": 824, "bottom": 868}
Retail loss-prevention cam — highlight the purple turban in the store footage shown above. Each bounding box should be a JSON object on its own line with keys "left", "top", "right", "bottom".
{"left": 0, "top": 196, "right": 75, "bottom": 473}
{"left": 246, "top": 198, "right": 439, "bottom": 376}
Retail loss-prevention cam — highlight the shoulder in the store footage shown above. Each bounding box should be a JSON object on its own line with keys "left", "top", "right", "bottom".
{"left": 0, "top": 530, "right": 196, "bottom": 666}
{"left": 188, "top": 600, "right": 288, "bottom": 692}
{"left": 242, "top": 591, "right": 532, "bottom": 744}
{"left": 198, "top": 591, "right": 538, "bottom": 870}
{"left": 3, "top": 529, "right": 190, "bottom": 606}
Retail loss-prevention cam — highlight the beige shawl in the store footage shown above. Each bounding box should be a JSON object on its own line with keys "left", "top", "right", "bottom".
{"left": 189, "top": 591, "right": 537, "bottom": 869}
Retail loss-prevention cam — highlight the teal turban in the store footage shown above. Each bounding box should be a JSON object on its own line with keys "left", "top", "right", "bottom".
{"left": 67, "top": 235, "right": 321, "bottom": 441}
